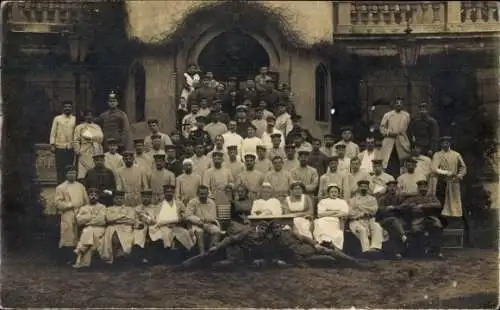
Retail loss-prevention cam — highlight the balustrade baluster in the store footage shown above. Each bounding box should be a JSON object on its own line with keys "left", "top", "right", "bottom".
{"left": 389, "top": 5, "right": 396, "bottom": 25}
{"left": 54, "top": 4, "right": 61, "bottom": 24}
{"left": 29, "top": 3, "right": 36, "bottom": 22}
{"left": 486, "top": 2, "right": 495, "bottom": 22}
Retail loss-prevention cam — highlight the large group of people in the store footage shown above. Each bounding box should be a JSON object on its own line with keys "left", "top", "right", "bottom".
{"left": 49, "top": 65, "right": 467, "bottom": 269}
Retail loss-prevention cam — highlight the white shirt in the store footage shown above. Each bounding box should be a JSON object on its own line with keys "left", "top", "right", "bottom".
{"left": 261, "top": 128, "right": 284, "bottom": 150}
{"left": 359, "top": 150, "right": 376, "bottom": 174}
{"left": 241, "top": 137, "right": 262, "bottom": 160}
{"left": 251, "top": 198, "right": 283, "bottom": 216}
{"left": 156, "top": 200, "right": 179, "bottom": 225}
{"left": 275, "top": 112, "right": 293, "bottom": 137}
{"left": 50, "top": 114, "right": 76, "bottom": 149}
{"left": 222, "top": 131, "right": 244, "bottom": 154}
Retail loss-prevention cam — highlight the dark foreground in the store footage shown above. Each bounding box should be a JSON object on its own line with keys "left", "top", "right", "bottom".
{"left": 1, "top": 247, "right": 498, "bottom": 308}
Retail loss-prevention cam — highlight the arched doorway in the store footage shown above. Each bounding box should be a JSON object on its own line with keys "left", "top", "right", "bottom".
{"left": 197, "top": 29, "right": 270, "bottom": 81}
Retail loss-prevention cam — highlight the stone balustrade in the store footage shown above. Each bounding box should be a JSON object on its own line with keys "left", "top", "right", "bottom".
{"left": 335, "top": 1, "right": 500, "bottom": 35}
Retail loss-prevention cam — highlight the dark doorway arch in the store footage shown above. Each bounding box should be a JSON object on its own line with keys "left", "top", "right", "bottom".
{"left": 197, "top": 29, "right": 270, "bottom": 81}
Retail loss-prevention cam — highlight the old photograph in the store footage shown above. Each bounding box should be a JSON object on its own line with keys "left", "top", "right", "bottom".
{"left": 1, "top": 0, "right": 499, "bottom": 308}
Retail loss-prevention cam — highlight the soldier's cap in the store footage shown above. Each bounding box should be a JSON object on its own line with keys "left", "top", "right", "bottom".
{"left": 150, "top": 134, "right": 162, "bottom": 140}
{"left": 440, "top": 136, "right": 452, "bottom": 141}
{"left": 261, "top": 181, "right": 272, "bottom": 188}
{"left": 211, "top": 151, "right": 224, "bottom": 157}
{"left": 416, "top": 180, "right": 429, "bottom": 186}
{"left": 141, "top": 189, "right": 153, "bottom": 196}
{"left": 340, "top": 126, "right": 353, "bottom": 133}
{"left": 266, "top": 115, "right": 276, "bottom": 121}
{"left": 87, "top": 187, "right": 100, "bottom": 194}
{"left": 371, "top": 159, "right": 383, "bottom": 164}
{"left": 122, "top": 150, "right": 135, "bottom": 156}
{"left": 291, "top": 114, "right": 302, "bottom": 121}
{"left": 284, "top": 143, "right": 295, "bottom": 149}
{"left": 106, "top": 137, "right": 118, "bottom": 144}
{"left": 328, "top": 156, "right": 339, "bottom": 162}
{"left": 244, "top": 153, "right": 257, "bottom": 159}
{"left": 405, "top": 157, "right": 417, "bottom": 164}
{"left": 147, "top": 119, "right": 159, "bottom": 125}
{"left": 182, "top": 158, "right": 193, "bottom": 165}
{"left": 65, "top": 165, "right": 77, "bottom": 173}
{"left": 163, "top": 184, "right": 175, "bottom": 190}
{"left": 386, "top": 180, "right": 398, "bottom": 185}
{"left": 297, "top": 150, "right": 310, "bottom": 156}
{"left": 153, "top": 154, "right": 166, "bottom": 160}
{"left": 357, "top": 180, "right": 370, "bottom": 186}
{"left": 270, "top": 133, "right": 282, "bottom": 139}
{"left": 226, "top": 145, "right": 238, "bottom": 151}
{"left": 271, "top": 155, "right": 284, "bottom": 161}
{"left": 327, "top": 183, "right": 340, "bottom": 192}
{"left": 114, "top": 190, "right": 125, "bottom": 197}
{"left": 236, "top": 105, "right": 248, "bottom": 111}
{"left": 92, "top": 152, "right": 105, "bottom": 158}
{"left": 213, "top": 99, "right": 222, "bottom": 104}
{"left": 108, "top": 91, "right": 117, "bottom": 99}
{"left": 228, "top": 120, "right": 237, "bottom": 125}
{"left": 335, "top": 143, "right": 346, "bottom": 149}
{"left": 289, "top": 180, "right": 305, "bottom": 190}
{"left": 133, "top": 138, "right": 145, "bottom": 144}
{"left": 256, "top": 144, "right": 267, "bottom": 150}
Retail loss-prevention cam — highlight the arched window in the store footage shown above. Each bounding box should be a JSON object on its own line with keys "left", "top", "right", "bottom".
{"left": 133, "top": 64, "right": 146, "bottom": 122}
{"left": 315, "top": 64, "right": 328, "bottom": 122}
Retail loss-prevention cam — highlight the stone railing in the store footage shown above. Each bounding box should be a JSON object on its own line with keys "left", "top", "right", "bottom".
{"left": 334, "top": 1, "right": 500, "bottom": 35}
{"left": 7, "top": 1, "right": 97, "bottom": 33}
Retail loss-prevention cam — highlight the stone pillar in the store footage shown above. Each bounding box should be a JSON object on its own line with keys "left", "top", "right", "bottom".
{"left": 143, "top": 54, "right": 177, "bottom": 134}
{"left": 446, "top": 1, "right": 461, "bottom": 30}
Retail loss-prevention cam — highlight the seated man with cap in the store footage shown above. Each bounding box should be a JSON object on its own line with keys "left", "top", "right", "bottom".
{"left": 54, "top": 165, "right": 89, "bottom": 264}
{"left": 318, "top": 156, "right": 351, "bottom": 200}
{"left": 267, "top": 132, "right": 286, "bottom": 161}
{"left": 150, "top": 154, "right": 176, "bottom": 204}
{"left": 334, "top": 126, "right": 360, "bottom": 160}
{"left": 190, "top": 140, "right": 211, "bottom": 176}
{"left": 236, "top": 152, "right": 265, "bottom": 202}
{"left": 175, "top": 158, "right": 202, "bottom": 205}
{"left": 264, "top": 156, "right": 294, "bottom": 202}
{"left": 198, "top": 97, "right": 212, "bottom": 117}
{"left": 283, "top": 143, "right": 299, "bottom": 171}
{"left": 275, "top": 102, "right": 293, "bottom": 137}
{"left": 144, "top": 119, "right": 173, "bottom": 152}
{"left": 149, "top": 184, "right": 195, "bottom": 259}
{"left": 181, "top": 102, "right": 200, "bottom": 138}
{"left": 185, "top": 185, "right": 223, "bottom": 254}
{"left": 222, "top": 120, "right": 243, "bottom": 155}
{"left": 255, "top": 144, "right": 273, "bottom": 174}
{"left": 369, "top": 159, "right": 395, "bottom": 198}
{"left": 101, "top": 190, "right": 138, "bottom": 264}
{"left": 224, "top": 145, "right": 245, "bottom": 180}
{"left": 291, "top": 149, "right": 319, "bottom": 197}
{"left": 320, "top": 134, "right": 336, "bottom": 158}
{"left": 397, "top": 157, "right": 426, "bottom": 200}
{"left": 188, "top": 115, "right": 214, "bottom": 154}
{"left": 285, "top": 114, "right": 305, "bottom": 145}
{"left": 313, "top": 183, "right": 350, "bottom": 250}
{"left": 104, "top": 138, "right": 124, "bottom": 176}
{"left": 349, "top": 157, "right": 371, "bottom": 197}
{"left": 165, "top": 144, "right": 184, "bottom": 177}
{"left": 133, "top": 189, "right": 162, "bottom": 263}
{"left": 401, "top": 179, "right": 444, "bottom": 259}
{"left": 261, "top": 114, "right": 282, "bottom": 149}
{"left": 292, "top": 131, "right": 313, "bottom": 153}
{"left": 235, "top": 104, "right": 252, "bottom": 138}
{"left": 205, "top": 112, "right": 228, "bottom": 141}
{"left": 133, "top": 138, "right": 153, "bottom": 174}
{"left": 207, "top": 134, "right": 229, "bottom": 164}
{"left": 309, "top": 138, "right": 329, "bottom": 176}
{"left": 203, "top": 151, "right": 234, "bottom": 207}
{"left": 348, "top": 180, "right": 384, "bottom": 254}
{"left": 84, "top": 152, "right": 116, "bottom": 206}
{"left": 252, "top": 107, "right": 267, "bottom": 138}
{"left": 73, "top": 187, "right": 107, "bottom": 268}
{"left": 144, "top": 134, "right": 166, "bottom": 164}
{"left": 377, "top": 180, "right": 408, "bottom": 259}
{"left": 251, "top": 182, "right": 283, "bottom": 217}
{"left": 115, "top": 150, "right": 150, "bottom": 207}
{"left": 358, "top": 137, "right": 382, "bottom": 174}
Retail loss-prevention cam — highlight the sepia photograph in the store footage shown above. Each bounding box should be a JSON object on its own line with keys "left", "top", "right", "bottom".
{"left": 1, "top": 0, "right": 499, "bottom": 308}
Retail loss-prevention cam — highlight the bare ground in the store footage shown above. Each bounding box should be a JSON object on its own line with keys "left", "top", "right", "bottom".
{"left": 1, "top": 247, "right": 498, "bottom": 309}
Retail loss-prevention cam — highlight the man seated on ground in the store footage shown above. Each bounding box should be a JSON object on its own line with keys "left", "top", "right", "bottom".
{"left": 148, "top": 184, "right": 195, "bottom": 262}
{"left": 101, "top": 190, "right": 137, "bottom": 265}
{"left": 73, "top": 187, "right": 107, "bottom": 268}
{"left": 313, "top": 183, "right": 350, "bottom": 250}
{"left": 251, "top": 182, "right": 283, "bottom": 217}
{"left": 185, "top": 185, "right": 223, "bottom": 254}
{"left": 377, "top": 180, "right": 408, "bottom": 259}
{"left": 348, "top": 180, "right": 384, "bottom": 254}
{"left": 403, "top": 180, "right": 444, "bottom": 259}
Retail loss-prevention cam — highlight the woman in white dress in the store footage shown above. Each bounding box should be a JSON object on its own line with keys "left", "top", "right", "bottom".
{"left": 283, "top": 181, "right": 314, "bottom": 239}
{"left": 73, "top": 109, "right": 103, "bottom": 180}
{"left": 313, "top": 183, "right": 350, "bottom": 250}
{"left": 251, "top": 182, "right": 283, "bottom": 217}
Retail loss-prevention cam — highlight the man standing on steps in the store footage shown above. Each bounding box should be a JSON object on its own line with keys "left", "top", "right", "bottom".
{"left": 50, "top": 100, "right": 76, "bottom": 184}
{"left": 97, "top": 91, "right": 131, "bottom": 153}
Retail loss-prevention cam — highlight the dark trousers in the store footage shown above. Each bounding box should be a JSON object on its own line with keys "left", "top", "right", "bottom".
{"left": 55, "top": 148, "right": 75, "bottom": 184}
{"left": 380, "top": 217, "right": 407, "bottom": 255}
